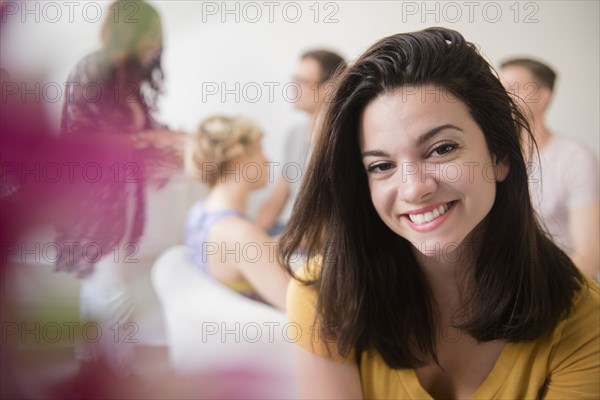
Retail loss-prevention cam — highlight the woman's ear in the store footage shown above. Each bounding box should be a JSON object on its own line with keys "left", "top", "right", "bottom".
{"left": 494, "top": 156, "right": 510, "bottom": 182}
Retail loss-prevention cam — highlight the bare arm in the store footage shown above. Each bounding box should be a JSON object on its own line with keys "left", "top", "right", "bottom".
{"left": 255, "top": 177, "right": 290, "bottom": 231}
{"left": 569, "top": 202, "right": 600, "bottom": 280}
{"left": 294, "top": 346, "right": 363, "bottom": 399}
{"left": 286, "top": 265, "right": 363, "bottom": 399}
{"left": 227, "top": 219, "right": 291, "bottom": 310}
{"left": 133, "top": 129, "right": 185, "bottom": 150}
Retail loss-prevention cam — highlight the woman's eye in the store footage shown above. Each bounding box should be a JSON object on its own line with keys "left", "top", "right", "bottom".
{"left": 430, "top": 143, "right": 459, "bottom": 157}
{"left": 367, "top": 162, "right": 394, "bottom": 173}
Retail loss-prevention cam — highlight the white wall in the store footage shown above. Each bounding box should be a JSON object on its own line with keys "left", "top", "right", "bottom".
{"left": 154, "top": 0, "right": 600, "bottom": 163}
{"left": 2, "top": 0, "right": 598, "bottom": 213}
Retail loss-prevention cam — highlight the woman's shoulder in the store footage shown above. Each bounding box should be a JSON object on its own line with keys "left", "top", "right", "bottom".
{"left": 75, "top": 50, "right": 103, "bottom": 65}
{"left": 563, "top": 276, "right": 600, "bottom": 333}
{"left": 287, "top": 261, "right": 355, "bottom": 362}
{"left": 187, "top": 201, "right": 243, "bottom": 226}
{"left": 532, "top": 276, "right": 600, "bottom": 397}
{"left": 545, "top": 276, "right": 599, "bottom": 364}
{"left": 67, "top": 51, "right": 106, "bottom": 81}
{"left": 206, "top": 208, "right": 259, "bottom": 242}
{"left": 287, "top": 263, "right": 319, "bottom": 330}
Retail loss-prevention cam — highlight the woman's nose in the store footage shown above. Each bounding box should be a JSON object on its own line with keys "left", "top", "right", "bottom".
{"left": 396, "top": 162, "right": 438, "bottom": 204}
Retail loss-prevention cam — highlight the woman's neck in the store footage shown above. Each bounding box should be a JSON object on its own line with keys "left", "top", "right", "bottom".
{"left": 205, "top": 181, "right": 250, "bottom": 214}
{"left": 415, "top": 242, "right": 475, "bottom": 317}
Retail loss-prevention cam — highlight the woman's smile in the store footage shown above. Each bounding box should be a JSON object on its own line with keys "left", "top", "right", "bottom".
{"left": 401, "top": 200, "right": 457, "bottom": 232}
{"left": 360, "top": 85, "right": 509, "bottom": 256}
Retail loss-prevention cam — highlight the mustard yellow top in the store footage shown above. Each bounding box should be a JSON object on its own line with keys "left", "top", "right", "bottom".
{"left": 287, "top": 270, "right": 600, "bottom": 399}
{"left": 223, "top": 279, "right": 256, "bottom": 296}
{"left": 223, "top": 278, "right": 265, "bottom": 304}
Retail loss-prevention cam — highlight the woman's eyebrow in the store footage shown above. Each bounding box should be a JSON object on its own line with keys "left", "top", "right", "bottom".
{"left": 361, "top": 149, "right": 389, "bottom": 159}
{"left": 416, "top": 124, "right": 463, "bottom": 146}
{"left": 361, "top": 124, "right": 463, "bottom": 159}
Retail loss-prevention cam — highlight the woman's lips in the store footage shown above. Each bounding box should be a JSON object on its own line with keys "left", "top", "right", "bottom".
{"left": 402, "top": 201, "right": 457, "bottom": 232}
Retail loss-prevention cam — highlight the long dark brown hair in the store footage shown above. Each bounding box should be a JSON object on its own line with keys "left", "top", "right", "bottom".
{"left": 280, "top": 27, "right": 584, "bottom": 368}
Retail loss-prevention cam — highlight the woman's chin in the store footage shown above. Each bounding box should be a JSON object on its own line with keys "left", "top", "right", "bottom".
{"left": 409, "top": 236, "right": 472, "bottom": 263}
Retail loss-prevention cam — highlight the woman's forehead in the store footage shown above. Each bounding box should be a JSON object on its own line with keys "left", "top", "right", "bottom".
{"left": 360, "top": 87, "right": 471, "bottom": 141}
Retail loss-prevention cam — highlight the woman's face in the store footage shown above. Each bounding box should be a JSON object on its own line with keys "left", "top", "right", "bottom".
{"left": 292, "top": 57, "right": 323, "bottom": 114}
{"left": 359, "top": 85, "right": 508, "bottom": 258}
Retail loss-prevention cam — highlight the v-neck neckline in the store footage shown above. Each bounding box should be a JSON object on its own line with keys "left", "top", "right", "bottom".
{"left": 401, "top": 341, "right": 524, "bottom": 399}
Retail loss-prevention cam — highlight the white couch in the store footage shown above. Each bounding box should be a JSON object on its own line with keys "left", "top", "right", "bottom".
{"left": 151, "top": 245, "right": 298, "bottom": 398}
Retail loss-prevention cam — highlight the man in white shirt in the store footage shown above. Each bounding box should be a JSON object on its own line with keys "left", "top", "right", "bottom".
{"left": 500, "top": 58, "right": 599, "bottom": 280}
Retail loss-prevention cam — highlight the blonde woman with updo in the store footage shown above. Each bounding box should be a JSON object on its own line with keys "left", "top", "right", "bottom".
{"left": 184, "top": 115, "right": 290, "bottom": 310}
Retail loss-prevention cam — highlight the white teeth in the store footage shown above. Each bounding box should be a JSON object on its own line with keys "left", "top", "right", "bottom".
{"left": 408, "top": 202, "right": 452, "bottom": 225}
{"left": 413, "top": 214, "right": 425, "bottom": 224}
{"left": 424, "top": 211, "right": 434, "bottom": 222}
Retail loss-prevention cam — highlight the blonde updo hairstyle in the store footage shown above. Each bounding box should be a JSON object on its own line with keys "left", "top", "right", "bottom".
{"left": 186, "top": 115, "right": 263, "bottom": 188}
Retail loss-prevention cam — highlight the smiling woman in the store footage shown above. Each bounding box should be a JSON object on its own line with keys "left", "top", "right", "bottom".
{"left": 280, "top": 28, "right": 599, "bottom": 399}
{"left": 360, "top": 85, "right": 509, "bottom": 257}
